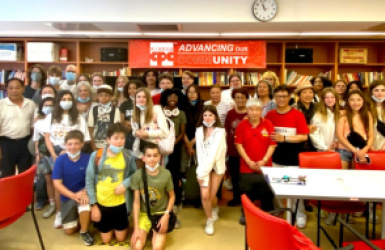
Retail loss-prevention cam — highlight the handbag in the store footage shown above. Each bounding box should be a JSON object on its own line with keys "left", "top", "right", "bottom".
{"left": 377, "top": 119, "right": 385, "bottom": 137}
{"left": 347, "top": 131, "right": 367, "bottom": 149}
{"left": 142, "top": 167, "right": 176, "bottom": 233}
{"left": 156, "top": 118, "right": 175, "bottom": 156}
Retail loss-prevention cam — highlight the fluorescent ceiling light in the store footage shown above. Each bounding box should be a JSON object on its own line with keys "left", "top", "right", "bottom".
{"left": 221, "top": 32, "right": 298, "bottom": 36}
{"left": 0, "top": 31, "right": 142, "bottom": 36}
{"left": 143, "top": 32, "right": 220, "bottom": 36}
{"left": 301, "top": 32, "right": 384, "bottom": 36}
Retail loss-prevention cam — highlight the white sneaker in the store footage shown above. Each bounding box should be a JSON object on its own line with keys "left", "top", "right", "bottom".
{"left": 296, "top": 216, "right": 307, "bottom": 229}
{"left": 43, "top": 204, "right": 56, "bottom": 219}
{"left": 325, "top": 213, "right": 337, "bottom": 225}
{"left": 204, "top": 219, "right": 214, "bottom": 235}
{"left": 212, "top": 207, "right": 219, "bottom": 221}
{"left": 353, "top": 211, "right": 364, "bottom": 217}
{"left": 223, "top": 178, "right": 233, "bottom": 191}
{"left": 54, "top": 212, "right": 62, "bottom": 229}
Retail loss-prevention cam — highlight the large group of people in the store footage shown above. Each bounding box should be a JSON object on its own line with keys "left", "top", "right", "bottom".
{"left": 0, "top": 63, "right": 384, "bottom": 248}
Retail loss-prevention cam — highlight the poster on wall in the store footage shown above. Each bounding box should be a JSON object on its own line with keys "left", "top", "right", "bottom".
{"left": 129, "top": 40, "right": 266, "bottom": 69}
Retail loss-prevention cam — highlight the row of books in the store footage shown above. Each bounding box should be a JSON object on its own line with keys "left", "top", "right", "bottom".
{"left": 197, "top": 71, "right": 272, "bottom": 86}
{"left": 284, "top": 70, "right": 331, "bottom": 86}
{"left": 0, "top": 70, "right": 26, "bottom": 84}
{"left": 337, "top": 72, "right": 384, "bottom": 86}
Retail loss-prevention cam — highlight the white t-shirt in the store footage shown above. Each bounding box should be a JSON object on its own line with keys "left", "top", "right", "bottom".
{"left": 33, "top": 119, "right": 46, "bottom": 141}
{"left": 60, "top": 80, "right": 77, "bottom": 94}
{"left": 42, "top": 113, "right": 90, "bottom": 149}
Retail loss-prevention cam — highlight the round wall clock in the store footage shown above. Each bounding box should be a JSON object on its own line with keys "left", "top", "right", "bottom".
{"left": 253, "top": 0, "right": 278, "bottom": 22}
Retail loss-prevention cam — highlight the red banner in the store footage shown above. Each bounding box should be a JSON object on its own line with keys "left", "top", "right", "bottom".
{"left": 129, "top": 40, "right": 266, "bottom": 69}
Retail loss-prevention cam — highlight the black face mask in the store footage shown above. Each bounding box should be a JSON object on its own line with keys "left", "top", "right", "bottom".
{"left": 377, "top": 119, "right": 385, "bottom": 137}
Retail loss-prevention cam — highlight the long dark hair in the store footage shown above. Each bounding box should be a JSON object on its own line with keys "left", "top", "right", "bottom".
{"left": 37, "top": 97, "right": 55, "bottom": 119}
{"left": 345, "top": 90, "right": 371, "bottom": 132}
{"left": 53, "top": 90, "right": 79, "bottom": 125}
{"left": 196, "top": 105, "right": 223, "bottom": 128}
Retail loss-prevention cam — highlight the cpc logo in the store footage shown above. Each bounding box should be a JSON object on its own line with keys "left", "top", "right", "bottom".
{"left": 150, "top": 42, "right": 174, "bottom": 66}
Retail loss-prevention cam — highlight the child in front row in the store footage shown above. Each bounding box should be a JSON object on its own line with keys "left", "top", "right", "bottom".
{"left": 86, "top": 123, "right": 137, "bottom": 244}
{"left": 52, "top": 130, "right": 94, "bottom": 246}
{"left": 131, "top": 144, "right": 175, "bottom": 250}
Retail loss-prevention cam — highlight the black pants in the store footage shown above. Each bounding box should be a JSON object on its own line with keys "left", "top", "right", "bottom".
{"left": 228, "top": 156, "right": 241, "bottom": 202}
{"left": 239, "top": 173, "right": 274, "bottom": 212}
{"left": 166, "top": 142, "right": 182, "bottom": 205}
{"left": 0, "top": 136, "right": 32, "bottom": 178}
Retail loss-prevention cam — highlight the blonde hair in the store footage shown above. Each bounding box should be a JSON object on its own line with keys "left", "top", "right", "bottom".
{"left": 113, "top": 76, "right": 129, "bottom": 103}
{"left": 262, "top": 71, "right": 280, "bottom": 87}
{"left": 316, "top": 87, "right": 340, "bottom": 124}
{"left": 132, "top": 87, "right": 154, "bottom": 124}
{"left": 182, "top": 71, "right": 195, "bottom": 79}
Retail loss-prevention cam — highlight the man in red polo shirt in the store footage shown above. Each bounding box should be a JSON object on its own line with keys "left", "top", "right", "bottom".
{"left": 235, "top": 98, "right": 277, "bottom": 225}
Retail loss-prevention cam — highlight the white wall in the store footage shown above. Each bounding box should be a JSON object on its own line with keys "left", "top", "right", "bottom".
{"left": 1, "top": 0, "right": 384, "bottom": 22}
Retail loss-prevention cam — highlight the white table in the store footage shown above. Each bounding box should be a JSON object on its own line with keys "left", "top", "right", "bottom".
{"left": 261, "top": 167, "right": 385, "bottom": 239}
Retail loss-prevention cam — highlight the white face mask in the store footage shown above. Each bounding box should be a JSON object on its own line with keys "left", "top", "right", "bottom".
{"left": 67, "top": 151, "right": 81, "bottom": 159}
{"left": 145, "top": 164, "right": 159, "bottom": 172}
{"left": 129, "top": 96, "right": 134, "bottom": 101}
{"left": 372, "top": 95, "right": 385, "bottom": 103}
{"left": 136, "top": 104, "right": 146, "bottom": 111}
{"left": 93, "top": 85, "right": 99, "bottom": 90}
{"left": 117, "top": 87, "right": 124, "bottom": 93}
{"left": 42, "top": 106, "right": 53, "bottom": 115}
{"left": 41, "top": 93, "right": 54, "bottom": 100}
{"left": 60, "top": 101, "right": 73, "bottom": 110}
{"left": 203, "top": 120, "right": 216, "bottom": 127}
{"left": 49, "top": 77, "right": 60, "bottom": 86}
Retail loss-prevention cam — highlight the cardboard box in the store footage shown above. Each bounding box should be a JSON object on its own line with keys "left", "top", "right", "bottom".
{"left": 27, "top": 42, "right": 59, "bottom": 62}
{"left": 339, "top": 48, "right": 368, "bottom": 64}
{"left": 0, "top": 43, "right": 23, "bottom": 61}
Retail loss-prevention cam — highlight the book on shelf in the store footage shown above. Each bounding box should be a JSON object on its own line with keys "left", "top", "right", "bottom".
{"left": 337, "top": 72, "right": 384, "bottom": 86}
{"left": 0, "top": 70, "right": 25, "bottom": 84}
{"left": 284, "top": 70, "right": 331, "bottom": 86}
{"left": 198, "top": 71, "right": 229, "bottom": 86}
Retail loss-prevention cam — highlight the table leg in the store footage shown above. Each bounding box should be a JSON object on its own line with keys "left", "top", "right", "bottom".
{"left": 287, "top": 199, "right": 292, "bottom": 225}
{"left": 381, "top": 201, "right": 385, "bottom": 239}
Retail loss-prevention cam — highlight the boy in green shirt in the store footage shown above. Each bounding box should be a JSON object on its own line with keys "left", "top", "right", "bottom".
{"left": 131, "top": 144, "right": 175, "bottom": 250}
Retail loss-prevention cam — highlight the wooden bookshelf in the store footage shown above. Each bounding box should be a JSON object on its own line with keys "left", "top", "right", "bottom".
{"left": 0, "top": 38, "right": 384, "bottom": 94}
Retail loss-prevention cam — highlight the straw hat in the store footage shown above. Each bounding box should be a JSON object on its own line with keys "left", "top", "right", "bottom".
{"left": 97, "top": 84, "right": 113, "bottom": 95}
{"left": 294, "top": 81, "right": 314, "bottom": 94}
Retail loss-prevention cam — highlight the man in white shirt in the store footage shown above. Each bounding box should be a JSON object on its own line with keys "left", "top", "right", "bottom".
{"left": 60, "top": 64, "right": 78, "bottom": 94}
{"left": 0, "top": 78, "right": 35, "bottom": 178}
{"left": 221, "top": 74, "right": 242, "bottom": 107}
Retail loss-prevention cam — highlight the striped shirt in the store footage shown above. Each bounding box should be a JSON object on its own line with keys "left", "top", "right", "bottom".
{"left": 204, "top": 100, "right": 231, "bottom": 126}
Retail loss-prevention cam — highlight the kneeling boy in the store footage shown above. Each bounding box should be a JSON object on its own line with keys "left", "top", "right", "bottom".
{"left": 131, "top": 144, "right": 175, "bottom": 250}
{"left": 52, "top": 130, "right": 94, "bottom": 246}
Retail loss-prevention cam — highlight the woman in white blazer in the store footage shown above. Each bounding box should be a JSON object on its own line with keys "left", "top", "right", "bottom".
{"left": 195, "top": 105, "right": 227, "bottom": 236}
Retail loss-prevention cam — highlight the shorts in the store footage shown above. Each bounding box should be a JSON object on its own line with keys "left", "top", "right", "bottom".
{"left": 37, "top": 155, "right": 52, "bottom": 175}
{"left": 60, "top": 199, "right": 90, "bottom": 230}
{"left": 48, "top": 145, "right": 64, "bottom": 169}
{"left": 94, "top": 203, "right": 129, "bottom": 233}
{"left": 335, "top": 148, "right": 353, "bottom": 162}
{"left": 198, "top": 162, "right": 226, "bottom": 187}
{"left": 138, "top": 211, "right": 165, "bottom": 233}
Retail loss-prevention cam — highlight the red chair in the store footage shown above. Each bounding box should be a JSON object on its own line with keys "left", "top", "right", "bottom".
{"left": 354, "top": 151, "right": 385, "bottom": 240}
{"left": 0, "top": 165, "right": 45, "bottom": 250}
{"left": 241, "top": 194, "right": 320, "bottom": 250}
{"left": 299, "top": 152, "right": 367, "bottom": 248}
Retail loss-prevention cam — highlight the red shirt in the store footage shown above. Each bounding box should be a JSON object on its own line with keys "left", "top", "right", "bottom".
{"left": 235, "top": 118, "right": 276, "bottom": 173}
{"left": 224, "top": 109, "right": 248, "bottom": 156}
{"left": 152, "top": 93, "right": 161, "bottom": 105}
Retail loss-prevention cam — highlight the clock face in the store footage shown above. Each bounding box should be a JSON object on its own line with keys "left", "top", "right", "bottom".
{"left": 253, "top": 0, "right": 277, "bottom": 22}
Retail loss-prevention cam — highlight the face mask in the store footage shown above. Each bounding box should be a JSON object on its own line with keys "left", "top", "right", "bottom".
{"left": 190, "top": 100, "right": 197, "bottom": 106}
{"left": 372, "top": 95, "right": 385, "bottom": 103}
{"left": 101, "top": 102, "right": 111, "bottom": 108}
{"left": 77, "top": 96, "right": 90, "bottom": 103}
{"left": 117, "top": 87, "right": 124, "bottom": 93}
{"left": 182, "top": 85, "right": 188, "bottom": 89}
{"left": 203, "top": 120, "right": 216, "bottom": 128}
{"left": 136, "top": 104, "right": 146, "bottom": 111}
{"left": 42, "top": 106, "right": 53, "bottom": 115}
{"left": 49, "top": 76, "right": 60, "bottom": 85}
{"left": 129, "top": 96, "right": 134, "bottom": 101}
{"left": 60, "top": 101, "right": 73, "bottom": 110}
{"left": 67, "top": 151, "right": 81, "bottom": 159}
{"left": 31, "top": 72, "right": 42, "bottom": 82}
{"left": 41, "top": 93, "right": 54, "bottom": 99}
{"left": 145, "top": 164, "right": 159, "bottom": 173}
{"left": 110, "top": 144, "right": 124, "bottom": 154}
{"left": 65, "top": 72, "right": 76, "bottom": 82}
{"left": 93, "top": 85, "right": 99, "bottom": 90}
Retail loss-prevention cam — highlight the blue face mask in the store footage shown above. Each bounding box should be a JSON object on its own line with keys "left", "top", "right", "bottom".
{"left": 67, "top": 151, "right": 81, "bottom": 159}
{"left": 31, "top": 72, "right": 42, "bottom": 82}
{"left": 190, "top": 100, "right": 197, "bottom": 106}
{"left": 65, "top": 72, "right": 76, "bottom": 82}
{"left": 77, "top": 96, "right": 90, "bottom": 103}
{"left": 110, "top": 145, "right": 124, "bottom": 154}
{"left": 101, "top": 102, "right": 111, "bottom": 108}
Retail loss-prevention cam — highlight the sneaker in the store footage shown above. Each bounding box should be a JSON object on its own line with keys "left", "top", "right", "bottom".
{"left": 296, "top": 216, "right": 307, "bottom": 229}
{"left": 353, "top": 211, "right": 364, "bottom": 217}
{"left": 212, "top": 207, "right": 219, "bottom": 222}
{"left": 43, "top": 205, "right": 56, "bottom": 219}
{"left": 223, "top": 178, "right": 233, "bottom": 191}
{"left": 341, "top": 214, "right": 355, "bottom": 224}
{"left": 35, "top": 202, "right": 45, "bottom": 211}
{"left": 239, "top": 215, "right": 246, "bottom": 225}
{"left": 80, "top": 231, "right": 95, "bottom": 246}
{"left": 54, "top": 212, "right": 62, "bottom": 229}
{"left": 174, "top": 219, "right": 182, "bottom": 229}
{"left": 325, "top": 213, "right": 337, "bottom": 225}
{"left": 227, "top": 199, "right": 241, "bottom": 207}
{"left": 204, "top": 219, "right": 214, "bottom": 235}
{"left": 370, "top": 215, "right": 379, "bottom": 224}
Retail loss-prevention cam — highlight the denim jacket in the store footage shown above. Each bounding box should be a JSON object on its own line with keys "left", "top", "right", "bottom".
{"left": 85, "top": 147, "right": 137, "bottom": 212}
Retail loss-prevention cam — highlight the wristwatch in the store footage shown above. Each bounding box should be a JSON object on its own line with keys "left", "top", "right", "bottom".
{"left": 165, "top": 210, "right": 170, "bottom": 215}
